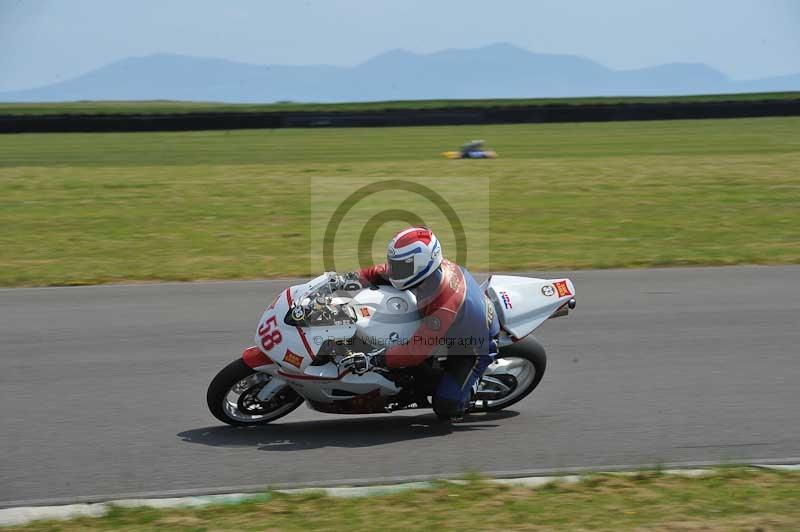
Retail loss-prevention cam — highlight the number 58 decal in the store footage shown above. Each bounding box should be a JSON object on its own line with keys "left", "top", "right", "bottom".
{"left": 258, "top": 315, "right": 283, "bottom": 351}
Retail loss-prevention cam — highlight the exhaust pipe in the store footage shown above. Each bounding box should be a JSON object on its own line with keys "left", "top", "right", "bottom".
{"left": 550, "top": 298, "right": 576, "bottom": 319}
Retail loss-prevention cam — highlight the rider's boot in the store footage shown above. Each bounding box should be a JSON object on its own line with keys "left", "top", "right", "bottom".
{"left": 432, "top": 396, "right": 465, "bottom": 422}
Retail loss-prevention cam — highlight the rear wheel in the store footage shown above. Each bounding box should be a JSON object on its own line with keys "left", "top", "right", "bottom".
{"left": 207, "top": 359, "right": 304, "bottom": 426}
{"left": 472, "top": 335, "right": 547, "bottom": 412}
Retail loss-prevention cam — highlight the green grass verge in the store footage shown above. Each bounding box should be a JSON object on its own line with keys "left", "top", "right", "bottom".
{"left": 1, "top": 91, "right": 799, "bottom": 115}
{"left": 7, "top": 469, "right": 800, "bottom": 531}
{"left": 1, "top": 117, "right": 799, "bottom": 286}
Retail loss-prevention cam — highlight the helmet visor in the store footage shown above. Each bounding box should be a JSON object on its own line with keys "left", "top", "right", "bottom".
{"left": 388, "top": 257, "right": 415, "bottom": 281}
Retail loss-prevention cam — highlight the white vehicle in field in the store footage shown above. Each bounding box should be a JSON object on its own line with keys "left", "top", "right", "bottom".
{"left": 207, "top": 273, "right": 576, "bottom": 425}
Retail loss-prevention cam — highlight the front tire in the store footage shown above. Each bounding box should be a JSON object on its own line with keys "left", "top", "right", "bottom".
{"left": 207, "top": 359, "right": 303, "bottom": 426}
{"left": 473, "top": 335, "right": 547, "bottom": 412}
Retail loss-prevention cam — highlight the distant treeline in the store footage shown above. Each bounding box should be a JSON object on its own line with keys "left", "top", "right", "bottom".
{"left": 2, "top": 98, "right": 800, "bottom": 133}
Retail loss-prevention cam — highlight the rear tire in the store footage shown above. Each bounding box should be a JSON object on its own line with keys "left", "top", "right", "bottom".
{"left": 207, "top": 359, "right": 303, "bottom": 426}
{"left": 474, "top": 335, "right": 547, "bottom": 412}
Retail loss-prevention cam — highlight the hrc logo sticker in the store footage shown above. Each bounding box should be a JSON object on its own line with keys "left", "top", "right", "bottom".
{"left": 283, "top": 351, "right": 304, "bottom": 368}
{"left": 499, "top": 291, "right": 513, "bottom": 310}
{"left": 554, "top": 280, "right": 572, "bottom": 297}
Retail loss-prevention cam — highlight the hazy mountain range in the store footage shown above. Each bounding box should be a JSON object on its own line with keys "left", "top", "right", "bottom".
{"left": 2, "top": 43, "right": 798, "bottom": 103}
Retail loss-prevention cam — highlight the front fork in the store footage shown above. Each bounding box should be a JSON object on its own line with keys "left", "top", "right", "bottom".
{"left": 241, "top": 346, "right": 286, "bottom": 402}
{"left": 256, "top": 376, "right": 288, "bottom": 402}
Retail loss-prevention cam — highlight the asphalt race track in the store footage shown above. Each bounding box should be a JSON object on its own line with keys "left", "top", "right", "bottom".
{"left": 1, "top": 266, "right": 798, "bottom": 507}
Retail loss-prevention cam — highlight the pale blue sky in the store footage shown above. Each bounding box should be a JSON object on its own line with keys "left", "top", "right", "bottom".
{"left": 1, "top": 0, "right": 799, "bottom": 91}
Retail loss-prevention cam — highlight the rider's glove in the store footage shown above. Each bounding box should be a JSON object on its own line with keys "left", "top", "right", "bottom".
{"left": 327, "top": 271, "right": 364, "bottom": 292}
{"left": 340, "top": 350, "right": 386, "bottom": 375}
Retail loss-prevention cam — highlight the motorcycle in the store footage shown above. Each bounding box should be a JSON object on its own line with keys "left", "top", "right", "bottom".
{"left": 441, "top": 149, "right": 498, "bottom": 159}
{"left": 207, "top": 273, "right": 576, "bottom": 426}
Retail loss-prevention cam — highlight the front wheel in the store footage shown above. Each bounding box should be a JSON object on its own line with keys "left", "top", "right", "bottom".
{"left": 472, "top": 335, "right": 547, "bottom": 412}
{"left": 207, "top": 359, "right": 304, "bottom": 426}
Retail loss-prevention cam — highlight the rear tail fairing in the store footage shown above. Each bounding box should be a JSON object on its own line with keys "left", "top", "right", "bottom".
{"left": 482, "top": 275, "right": 575, "bottom": 344}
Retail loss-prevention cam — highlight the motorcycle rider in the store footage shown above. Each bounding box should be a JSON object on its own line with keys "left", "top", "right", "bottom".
{"left": 334, "top": 226, "right": 500, "bottom": 421}
{"left": 459, "top": 139, "right": 485, "bottom": 158}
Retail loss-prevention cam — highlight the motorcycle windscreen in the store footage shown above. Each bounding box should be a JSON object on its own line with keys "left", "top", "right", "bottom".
{"left": 388, "top": 257, "right": 415, "bottom": 282}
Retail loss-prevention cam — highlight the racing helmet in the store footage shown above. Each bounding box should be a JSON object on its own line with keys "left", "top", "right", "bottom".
{"left": 386, "top": 227, "right": 442, "bottom": 290}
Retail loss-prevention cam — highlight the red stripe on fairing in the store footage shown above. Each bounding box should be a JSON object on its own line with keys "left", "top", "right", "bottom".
{"left": 298, "top": 328, "right": 315, "bottom": 359}
{"left": 285, "top": 288, "right": 316, "bottom": 360}
{"left": 242, "top": 346, "right": 274, "bottom": 368}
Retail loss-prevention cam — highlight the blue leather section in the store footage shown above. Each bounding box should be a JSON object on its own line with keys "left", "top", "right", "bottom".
{"left": 444, "top": 266, "right": 499, "bottom": 355}
{"left": 420, "top": 265, "right": 499, "bottom": 415}
{"left": 434, "top": 353, "right": 493, "bottom": 415}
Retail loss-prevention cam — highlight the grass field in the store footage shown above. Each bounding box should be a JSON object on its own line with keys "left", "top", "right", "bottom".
{"left": 1, "top": 116, "right": 799, "bottom": 286}
{"left": 1, "top": 91, "right": 799, "bottom": 115}
{"left": 7, "top": 469, "right": 800, "bottom": 531}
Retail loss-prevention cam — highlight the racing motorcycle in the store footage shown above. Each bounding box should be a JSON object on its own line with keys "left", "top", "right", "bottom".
{"left": 207, "top": 273, "right": 576, "bottom": 426}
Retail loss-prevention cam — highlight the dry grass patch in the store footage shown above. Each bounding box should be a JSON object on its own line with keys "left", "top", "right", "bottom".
{"left": 6, "top": 469, "right": 800, "bottom": 531}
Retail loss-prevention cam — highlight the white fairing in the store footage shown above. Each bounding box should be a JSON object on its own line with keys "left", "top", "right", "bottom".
{"left": 252, "top": 279, "right": 412, "bottom": 406}
{"left": 253, "top": 276, "right": 356, "bottom": 375}
{"left": 281, "top": 364, "right": 401, "bottom": 404}
{"left": 482, "top": 275, "right": 575, "bottom": 344}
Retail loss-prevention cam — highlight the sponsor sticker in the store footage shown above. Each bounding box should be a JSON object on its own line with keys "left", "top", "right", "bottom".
{"left": 485, "top": 297, "right": 495, "bottom": 328}
{"left": 500, "top": 290, "right": 513, "bottom": 310}
{"left": 554, "top": 280, "right": 572, "bottom": 297}
{"left": 541, "top": 285, "right": 555, "bottom": 297}
{"left": 360, "top": 307, "right": 371, "bottom": 318}
{"left": 283, "top": 351, "right": 303, "bottom": 369}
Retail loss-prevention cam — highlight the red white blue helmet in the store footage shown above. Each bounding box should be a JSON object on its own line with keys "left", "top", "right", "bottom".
{"left": 386, "top": 227, "right": 443, "bottom": 290}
